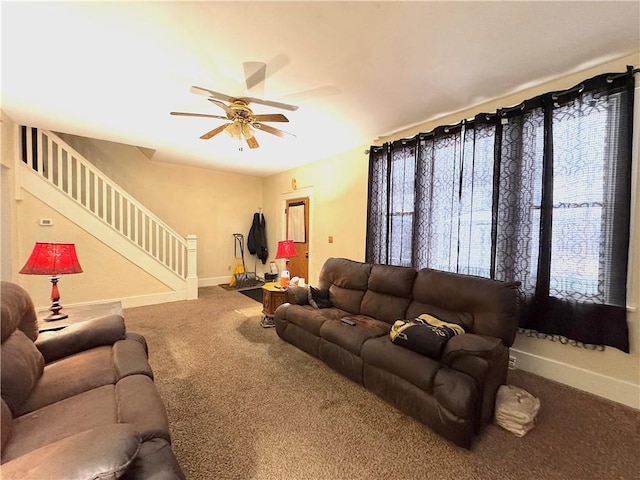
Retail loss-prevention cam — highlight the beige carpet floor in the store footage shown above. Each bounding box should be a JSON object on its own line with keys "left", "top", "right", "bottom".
{"left": 124, "top": 286, "right": 640, "bottom": 480}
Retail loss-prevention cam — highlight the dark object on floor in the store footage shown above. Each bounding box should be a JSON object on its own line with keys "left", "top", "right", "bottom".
{"left": 220, "top": 282, "right": 264, "bottom": 292}
{"left": 232, "top": 233, "right": 258, "bottom": 288}
{"left": 239, "top": 287, "right": 263, "bottom": 303}
{"left": 275, "top": 257, "right": 520, "bottom": 449}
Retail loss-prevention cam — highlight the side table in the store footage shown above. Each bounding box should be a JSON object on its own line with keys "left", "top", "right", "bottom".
{"left": 260, "top": 282, "right": 288, "bottom": 328}
{"left": 37, "top": 301, "right": 123, "bottom": 332}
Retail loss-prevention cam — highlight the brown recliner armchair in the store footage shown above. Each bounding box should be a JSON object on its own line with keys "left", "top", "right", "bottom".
{"left": 0, "top": 281, "right": 185, "bottom": 479}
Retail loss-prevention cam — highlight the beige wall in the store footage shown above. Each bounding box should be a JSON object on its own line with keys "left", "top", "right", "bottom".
{"left": 56, "top": 134, "right": 264, "bottom": 283}
{"left": 262, "top": 145, "right": 370, "bottom": 282}
{"left": 16, "top": 192, "right": 171, "bottom": 307}
{"left": 1, "top": 112, "right": 18, "bottom": 282}
{"left": 3, "top": 113, "right": 265, "bottom": 306}
{"left": 1, "top": 113, "right": 172, "bottom": 307}
{"left": 263, "top": 52, "right": 640, "bottom": 404}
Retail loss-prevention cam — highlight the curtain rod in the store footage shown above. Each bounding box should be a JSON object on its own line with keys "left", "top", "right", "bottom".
{"left": 364, "top": 66, "right": 639, "bottom": 155}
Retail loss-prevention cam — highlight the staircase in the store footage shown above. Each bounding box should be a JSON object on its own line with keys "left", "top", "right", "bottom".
{"left": 16, "top": 126, "right": 198, "bottom": 301}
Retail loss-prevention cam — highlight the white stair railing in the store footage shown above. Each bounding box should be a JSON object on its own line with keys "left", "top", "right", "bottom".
{"left": 18, "top": 126, "right": 197, "bottom": 297}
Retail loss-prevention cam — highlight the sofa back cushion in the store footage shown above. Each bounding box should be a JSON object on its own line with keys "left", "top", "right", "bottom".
{"left": 361, "top": 264, "right": 416, "bottom": 324}
{"left": 318, "top": 258, "right": 372, "bottom": 314}
{"left": 407, "top": 268, "right": 520, "bottom": 346}
{"left": 1, "top": 281, "right": 38, "bottom": 343}
{"left": 1, "top": 330, "right": 45, "bottom": 415}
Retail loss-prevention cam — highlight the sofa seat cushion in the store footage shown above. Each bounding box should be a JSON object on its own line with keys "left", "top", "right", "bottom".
{"left": 16, "top": 339, "right": 153, "bottom": 416}
{"left": 2, "top": 375, "right": 170, "bottom": 463}
{"left": 286, "top": 305, "right": 349, "bottom": 336}
{"left": 319, "top": 315, "right": 390, "bottom": 356}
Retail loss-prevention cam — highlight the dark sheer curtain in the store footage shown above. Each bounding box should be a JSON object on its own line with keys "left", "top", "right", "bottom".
{"left": 366, "top": 67, "right": 635, "bottom": 352}
{"left": 366, "top": 145, "right": 389, "bottom": 264}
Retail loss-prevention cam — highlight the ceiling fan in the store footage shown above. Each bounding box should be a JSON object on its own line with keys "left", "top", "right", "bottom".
{"left": 170, "top": 84, "right": 298, "bottom": 150}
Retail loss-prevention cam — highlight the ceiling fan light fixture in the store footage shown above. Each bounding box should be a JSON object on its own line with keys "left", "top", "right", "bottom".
{"left": 242, "top": 123, "right": 255, "bottom": 139}
{"left": 224, "top": 122, "right": 242, "bottom": 139}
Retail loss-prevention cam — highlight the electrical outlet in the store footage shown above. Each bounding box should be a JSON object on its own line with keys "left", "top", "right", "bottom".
{"left": 508, "top": 355, "right": 517, "bottom": 370}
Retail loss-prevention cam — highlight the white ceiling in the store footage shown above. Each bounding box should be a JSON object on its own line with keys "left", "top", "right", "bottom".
{"left": 2, "top": 1, "right": 639, "bottom": 177}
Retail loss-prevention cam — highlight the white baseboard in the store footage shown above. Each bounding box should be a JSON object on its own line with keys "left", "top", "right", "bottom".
{"left": 198, "top": 276, "right": 229, "bottom": 287}
{"left": 119, "top": 291, "right": 190, "bottom": 308}
{"left": 39, "top": 290, "right": 192, "bottom": 313}
{"left": 511, "top": 348, "right": 640, "bottom": 409}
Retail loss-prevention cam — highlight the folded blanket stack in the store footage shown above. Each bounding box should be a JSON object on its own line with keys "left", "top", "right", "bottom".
{"left": 494, "top": 384, "right": 541, "bottom": 437}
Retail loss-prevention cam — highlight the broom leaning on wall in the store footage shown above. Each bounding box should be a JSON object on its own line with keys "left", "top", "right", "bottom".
{"left": 230, "top": 233, "right": 258, "bottom": 288}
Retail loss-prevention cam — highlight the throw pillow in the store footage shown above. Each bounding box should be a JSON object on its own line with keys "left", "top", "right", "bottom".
{"left": 390, "top": 313, "right": 465, "bottom": 359}
{"left": 308, "top": 286, "right": 333, "bottom": 309}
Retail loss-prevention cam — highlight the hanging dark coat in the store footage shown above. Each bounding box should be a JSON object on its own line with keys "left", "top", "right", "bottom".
{"left": 247, "top": 213, "right": 268, "bottom": 264}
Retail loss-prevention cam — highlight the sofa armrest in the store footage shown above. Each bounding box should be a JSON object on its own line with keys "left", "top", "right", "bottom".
{"left": 35, "top": 314, "right": 126, "bottom": 363}
{"left": 442, "top": 333, "right": 504, "bottom": 363}
{"left": 441, "top": 333, "right": 509, "bottom": 428}
{"left": 1, "top": 424, "right": 140, "bottom": 480}
{"left": 286, "top": 286, "right": 310, "bottom": 305}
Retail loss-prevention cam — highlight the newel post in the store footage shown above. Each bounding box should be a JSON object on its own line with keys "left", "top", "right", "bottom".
{"left": 186, "top": 234, "right": 198, "bottom": 300}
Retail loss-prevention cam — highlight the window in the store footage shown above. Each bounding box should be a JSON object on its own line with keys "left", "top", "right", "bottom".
{"left": 389, "top": 145, "right": 415, "bottom": 267}
{"left": 366, "top": 68, "right": 635, "bottom": 352}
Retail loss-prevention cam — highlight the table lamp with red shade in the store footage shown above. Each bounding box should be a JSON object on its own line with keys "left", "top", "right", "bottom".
{"left": 19, "top": 242, "right": 83, "bottom": 321}
{"left": 275, "top": 240, "right": 297, "bottom": 287}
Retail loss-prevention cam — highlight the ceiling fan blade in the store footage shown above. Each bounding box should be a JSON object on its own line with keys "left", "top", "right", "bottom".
{"left": 200, "top": 124, "right": 229, "bottom": 140}
{"left": 245, "top": 135, "right": 259, "bottom": 149}
{"left": 243, "top": 55, "right": 290, "bottom": 92}
{"left": 170, "top": 112, "right": 228, "bottom": 120}
{"left": 190, "top": 86, "right": 235, "bottom": 103}
{"left": 250, "top": 113, "right": 289, "bottom": 123}
{"left": 207, "top": 98, "right": 235, "bottom": 117}
{"left": 243, "top": 96, "right": 299, "bottom": 112}
{"left": 191, "top": 84, "right": 297, "bottom": 111}
{"left": 243, "top": 61, "right": 267, "bottom": 93}
{"left": 254, "top": 123, "right": 295, "bottom": 138}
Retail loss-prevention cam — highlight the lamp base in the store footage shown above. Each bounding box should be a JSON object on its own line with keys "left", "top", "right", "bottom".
{"left": 46, "top": 279, "right": 67, "bottom": 322}
{"left": 43, "top": 312, "right": 69, "bottom": 322}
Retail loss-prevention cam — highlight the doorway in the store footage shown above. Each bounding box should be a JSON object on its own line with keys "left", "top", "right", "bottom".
{"left": 285, "top": 197, "right": 309, "bottom": 283}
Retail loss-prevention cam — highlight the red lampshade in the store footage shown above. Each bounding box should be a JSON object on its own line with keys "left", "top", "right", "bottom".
{"left": 19, "top": 242, "right": 83, "bottom": 275}
{"left": 275, "top": 240, "right": 297, "bottom": 259}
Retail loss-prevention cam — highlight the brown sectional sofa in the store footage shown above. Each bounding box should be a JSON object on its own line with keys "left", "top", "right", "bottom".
{"left": 0, "top": 281, "right": 185, "bottom": 479}
{"left": 275, "top": 258, "right": 520, "bottom": 448}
